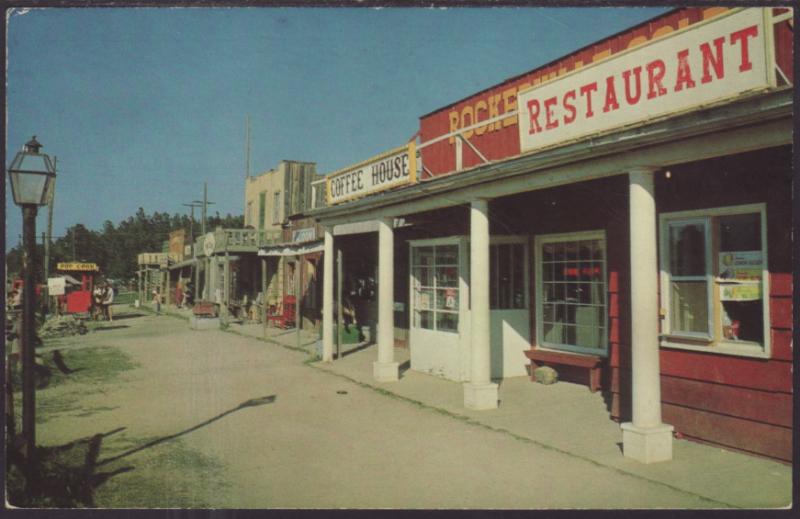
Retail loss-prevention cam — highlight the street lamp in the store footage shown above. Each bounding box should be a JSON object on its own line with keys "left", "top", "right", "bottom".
{"left": 7, "top": 135, "right": 57, "bottom": 467}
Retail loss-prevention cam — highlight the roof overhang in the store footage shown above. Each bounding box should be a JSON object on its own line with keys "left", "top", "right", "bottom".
{"left": 309, "top": 88, "right": 792, "bottom": 227}
{"left": 258, "top": 240, "right": 324, "bottom": 257}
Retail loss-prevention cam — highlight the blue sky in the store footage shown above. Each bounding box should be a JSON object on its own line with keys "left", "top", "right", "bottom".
{"left": 6, "top": 6, "right": 668, "bottom": 247}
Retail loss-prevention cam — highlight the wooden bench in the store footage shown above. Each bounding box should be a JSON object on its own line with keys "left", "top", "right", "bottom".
{"left": 192, "top": 302, "right": 217, "bottom": 318}
{"left": 524, "top": 349, "right": 602, "bottom": 393}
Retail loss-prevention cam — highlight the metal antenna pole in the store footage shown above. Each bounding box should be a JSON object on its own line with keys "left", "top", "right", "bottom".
{"left": 245, "top": 116, "right": 251, "bottom": 179}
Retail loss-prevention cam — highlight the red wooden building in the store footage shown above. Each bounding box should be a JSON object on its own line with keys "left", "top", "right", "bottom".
{"left": 312, "top": 7, "right": 793, "bottom": 463}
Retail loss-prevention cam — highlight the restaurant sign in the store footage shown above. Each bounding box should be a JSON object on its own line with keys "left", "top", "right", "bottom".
{"left": 326, "top": 142, "right": 418, "bottom": 205}
{"left": 518, "top": 8, "right": 774, "bottom": 154}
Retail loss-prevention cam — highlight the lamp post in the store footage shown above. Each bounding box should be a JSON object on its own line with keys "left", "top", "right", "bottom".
{"left": 7, "top": 136, "right": 57, "bottom": 468}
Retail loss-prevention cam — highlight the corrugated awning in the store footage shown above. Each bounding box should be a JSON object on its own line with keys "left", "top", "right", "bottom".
{"left": 258, "top": 240, "right": 324, "bottom": 257}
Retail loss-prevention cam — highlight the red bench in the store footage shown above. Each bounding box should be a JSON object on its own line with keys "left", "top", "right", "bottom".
{"left": 192, "top": 302, "right": 217, "bottom": 317}
{"left": 524, "top": 349, "right": 602, "bottom": 393}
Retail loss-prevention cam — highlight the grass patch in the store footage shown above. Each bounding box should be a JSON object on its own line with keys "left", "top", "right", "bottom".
{"left": 93, "top": 437, "right": 231, "bottom": 508}
{"left": 10, "top": 346, "right": 138, "bottom": 426}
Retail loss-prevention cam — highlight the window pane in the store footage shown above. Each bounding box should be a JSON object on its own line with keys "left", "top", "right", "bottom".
{"left": 542, "top": 243, "right": 555, "bottom": 262}
{"left": 436, "top": 288, "right": 459, "bottom": 311}
{"left": 414, "top": 247, "right": 434, "bottom": 266}
{"left": 498, "top": 244, "right": 511, "bottom": 309}
{"left": 565, "top": 242, "right": 578, "bottom": 261}
{"left": 437, "top": 245, "right": 458, "bottom": 265}
{"left": 543, "top": 261, "right": 554, "bottom": 283}
{"left": 416, "top": 310, "right": 434, "bottom": 330}
{"left": 579, "top": 241, "right": 592, "bottom": 260}
{"left": 512, "top": 244, "right": 525, "bottom": 309}
{"left": 415, "top": 266, "right": 432, "bottom": 287}
{"left": 721, "top": 300, "right": 763, "bottom": 343}
{"left": 543, "top": 322, "right": 563, "bottom": 343}
{"left": 669, "top": 222, "right": 706, "bottom": 276}
{"left": 435, "top": 266, "right": 458, "bottom": 287}
{"left": 538, "top": 236, "right": 607, "bottom": 352}
{"left": 592, "top": 239, "right": 605, "bottom": 261}
{"left": 670, "top": 281, "right": 709, "bottom": 334}
{"left": 415, "top": 288, "right": 433, "bottom": 311}
{"left": 490, "top": 245, "right": 498, "bottom": 309}
{"left": 542, "top": 303, "right": 555, "bottom": 322}
{"left": 436, "top": 312, "right": 459, "bottom": 333}
{"left": 719, "top": 213, "right": 760, "bottom": 252}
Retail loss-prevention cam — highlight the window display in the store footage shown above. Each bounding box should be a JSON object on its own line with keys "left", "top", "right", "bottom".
{"left": 661, "top": 205, "right": 767, "bottom": 353}
{"left": 411, "top": 243, "right": 459, "bottom": 333}
{"left": 536, "top": 232, "right": 607, "bottom": 355}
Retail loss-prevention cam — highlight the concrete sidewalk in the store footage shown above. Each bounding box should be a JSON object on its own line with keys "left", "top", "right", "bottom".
{"left": 308, "top": 342, "right": 791, "bottom": 509}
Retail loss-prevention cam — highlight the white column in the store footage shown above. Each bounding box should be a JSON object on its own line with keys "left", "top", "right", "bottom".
{"left": 621, "top": 168, "right": 673, "bottom": 463}
{"left": 463, "top": 199, "right": 498, "bottom": 410}
{"left": 322, "top": 227, "right": 334, "bottom": 362}
{"left": 374, "top": 217, "right": 399, "bottom": 382}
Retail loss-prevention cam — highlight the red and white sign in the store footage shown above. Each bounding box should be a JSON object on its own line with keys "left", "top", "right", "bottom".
{"left": 518, "top": 9, "right": 774, "bottom": 154}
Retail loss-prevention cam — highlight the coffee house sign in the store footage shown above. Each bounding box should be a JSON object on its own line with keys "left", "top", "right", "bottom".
{"left": 518, "top": 9, "right": 776, "bottom": 154}
{"left": 326, "top": 142, "right": 418, "bottom": 206}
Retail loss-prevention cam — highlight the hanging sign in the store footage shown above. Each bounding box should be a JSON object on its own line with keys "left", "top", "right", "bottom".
{"left": 518, "top": 9, "right": 773, "bottom": 154}
{"left": 326, "top": 142, "right": 418, "bottom": 205}
{"left": 292, "top": 227, "right": 316, "bottom": 243}
{"left": 56, "top": 262, "right": 99, "bottom": 272}
{"left": 47, "top": 277, "right": 66, "bottom": 296}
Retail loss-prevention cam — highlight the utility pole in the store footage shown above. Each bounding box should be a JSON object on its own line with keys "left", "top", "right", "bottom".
{"left": 43, "top": 157, "right": 56, "bottom": 316}
{"left": 182, "top": 202, "right": 202, "bottom": 243}
{"left": 193, "top": 183, "right": 215, "bottom": 236}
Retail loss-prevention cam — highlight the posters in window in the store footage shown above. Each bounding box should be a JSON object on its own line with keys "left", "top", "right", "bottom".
{"left": 720, "top": 283, "right": 760, "bottom": 301}
{"left": 718, "top": 251, "right": 762, "bottom": 280}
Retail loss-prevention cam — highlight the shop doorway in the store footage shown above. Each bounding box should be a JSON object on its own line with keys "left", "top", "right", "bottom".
{"left": 489, "top": 236, "right": 531, "bottom": 378}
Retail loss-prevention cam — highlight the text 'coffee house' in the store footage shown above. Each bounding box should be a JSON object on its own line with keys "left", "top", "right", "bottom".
{"left": 307, "top": 7, "right": 793, "bottom": 464}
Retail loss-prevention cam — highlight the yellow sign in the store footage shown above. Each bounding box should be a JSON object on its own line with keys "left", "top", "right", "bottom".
{"left": 326, "top": 142, "right": 419, "bottom": 206}
{"left": 720, "top": 283, "right": 760, "bottom": 301}
{"left": 57, "top": 262, "right": 99, "bottom": 272}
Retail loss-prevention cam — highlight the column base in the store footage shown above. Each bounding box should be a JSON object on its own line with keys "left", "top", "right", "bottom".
{"left": 373, "top": 361, "right": 399, "bottom": 382}
{"left": 621, "top": 422, "right": 674, "bottom": 463}
{"left": 463, "top": 382, "right": 499, "bottom": 410}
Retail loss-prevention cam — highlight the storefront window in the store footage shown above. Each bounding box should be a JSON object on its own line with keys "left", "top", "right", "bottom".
{"left": 412, "top": 243, "right": 459, "bottom": 333}
{"left": 490, "top": 242, "right": 527, "bottom": 310}
{"left": 660, "top": 204, "right": 768, "bottom": 355}
{"left": 536, "top": 232, "right": 607, "bottom": 355}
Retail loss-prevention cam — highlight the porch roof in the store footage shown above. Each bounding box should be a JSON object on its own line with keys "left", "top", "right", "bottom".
{"left": 308, "top": 88, "right": 792, "bottom": 226}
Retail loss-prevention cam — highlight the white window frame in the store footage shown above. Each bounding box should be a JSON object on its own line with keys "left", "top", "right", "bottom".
{"left": 408, "top": 237, "right": 464, "bottom": 334}
{"left": 661, "top": 217, "right": 714, "bottom": 340}
{"left": 659, "top": 203, "right": 770, "bottom": 359}
{"left": 534, "top": 230, "right": 608, "bottom": 357}
{"left": 489, "top": 235, "right": 530, "bottom": 310}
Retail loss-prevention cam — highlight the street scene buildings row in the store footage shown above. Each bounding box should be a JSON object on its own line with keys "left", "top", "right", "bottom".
{"left": 136, "top": 7, "right": 793, "bottom": 463}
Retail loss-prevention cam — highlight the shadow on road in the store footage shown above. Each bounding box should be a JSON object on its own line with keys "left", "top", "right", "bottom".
{"left": 7, "top": 395, "right": 277, "bottom": 508}
{"left": 92, "top": 325, "right": 131, "bottom": 332}
{"left": 97, "top": 394, "right": 277, "bottom": 466}
{"left": 106, "top": 313, "right": 144, "bottom": 321}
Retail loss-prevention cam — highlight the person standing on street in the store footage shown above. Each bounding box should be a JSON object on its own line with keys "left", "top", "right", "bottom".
{"left": 152, "top": 290, "right": 161, "bottom": 315}
{"left": 103, "top": 282, "right": 115, "bottom": 321}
